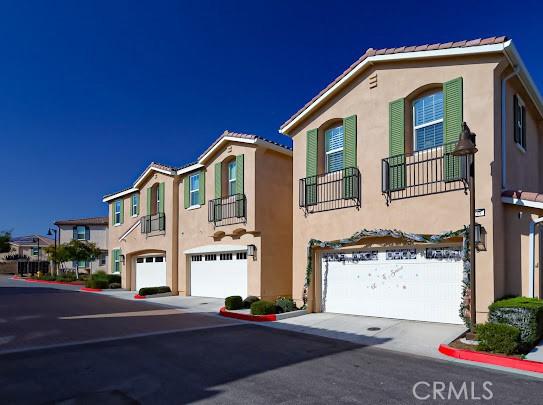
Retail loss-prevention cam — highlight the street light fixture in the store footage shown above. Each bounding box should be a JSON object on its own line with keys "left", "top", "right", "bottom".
{"left": 47, "top": 228, "right": 58, "bottom": 275}
{"left": 452, "top": 122, "right": 478, "bottom": 332}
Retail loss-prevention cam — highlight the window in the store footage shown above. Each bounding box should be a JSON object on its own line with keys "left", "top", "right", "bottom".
{"left": 114, "top": 200, "right": 121, "bottom": 225}
{"left": 413, "top": 91, "right": 444, "bottom": 151}
{"left": 76, "top": 225, "right": 86, "bottom": 240}
{"left": 237, "top": 252, "right": 247, "bottom": 260}
{"left": 114, "top": 250, "right": 121, "bottom": 273}
{"left": 155, "top": 256, "right": 164, "bottom": 262}
{"left": 31, "top": 247, "right": 39, "bottom": 256}
{"left": 131, "top": 194, "right": 139, "bottom": 216}
{"left": 325, "top": 126, "right": 344, "bottom": 172}
{"left": 99, "top": 255, "right": 106, "bottom": 266}
{"left": 514, "top": 94, "right": 527, "bottom": 150}
{"left": 220, "top": 253, "right": 233, "bottom": 260}
{"left": 190, "top": 174, "right": 200, "bottom": 206}
{"left": 77, "top": 260, "right": 87, "bottom": 268}
{"left": 145, "top": 257, "right": 153, "bottom": 263}
{"left": 136, "top": 258, "right": 144, "bottom": 263}
{"left": 191, "top": 255, "right": 202, "bottom": 262}
{"left": 228, "top": 161, "right": 237, "bottom": 196}
{"left": 205, "top": 254, "right": 217, "bottom": 261}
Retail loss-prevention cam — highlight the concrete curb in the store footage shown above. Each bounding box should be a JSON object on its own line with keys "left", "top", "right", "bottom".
{"left": 439, "top": 344, "right": 543, "bottom": 374}
{"left": 219, "top": 307, "right": 307, "bottom": 322}
{"left": 133, "top": 292, "right": 173, "bottom": 299}
{"left": 10, "top": 276, "right": 84, "bottom": 287}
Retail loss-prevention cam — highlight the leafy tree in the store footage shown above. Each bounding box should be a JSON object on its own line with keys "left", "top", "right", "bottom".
{"left": 0, "top": 231, "right": 11, "bottom": 254}
{"left": 44, "top": 244, "right": 71, "bottom": 274}
{"left": 64, "top": 240, "right": 102, "bottom": 279}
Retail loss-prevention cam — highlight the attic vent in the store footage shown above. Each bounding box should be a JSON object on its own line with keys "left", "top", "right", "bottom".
{"left": 369, "top": 73, "right": 378, "bottom": 89}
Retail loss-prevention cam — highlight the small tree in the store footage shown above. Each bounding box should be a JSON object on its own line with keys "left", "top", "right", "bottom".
{"left": 64, "top": 240, "right": 102, "bottom": 279}
{"left": 0, "top": 231, "right": 11, "bottom": 254}
{"left": 44, "top": 244, "right": 71, "bottom": 275}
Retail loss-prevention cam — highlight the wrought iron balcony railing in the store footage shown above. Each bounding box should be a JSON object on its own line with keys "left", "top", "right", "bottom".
{"left": 141, "top": 213, "right": 166, "bottom": 234}
{"left": 381, "top": 140, "right": 468, "bottom": 203}
{"left": 208, "top": 193, "right": 246, "bottom": 227}
{"left": 299, "top": 167, "right": 361, "bottom": 213}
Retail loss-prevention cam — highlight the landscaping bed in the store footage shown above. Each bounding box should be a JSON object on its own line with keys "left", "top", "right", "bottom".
{"left": 219, "top": 295, "right": 306, "bottom": 322}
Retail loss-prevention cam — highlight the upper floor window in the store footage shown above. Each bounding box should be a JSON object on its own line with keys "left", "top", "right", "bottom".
{"left": 413, "top": 91, "right": 443, "bottom": 151}
{"left": 31, "top": 247, "right": 39, "bottom": 256}
{"left": 76, "top": 225, "right": 86, "bottom": 240}
{"left": 514, "top": 94, "right": 527, "bottom": 151}
{"left": 114, "top": 200, "right": 121, "bottom": 225}
{"left": 190, "top": 173, "right": 200, "bottom": 206}
{"left": 325, "top": 126, "right": 344, "bottom": 172}
{"left": 228, "top": 161, "right": 237, "bottom": 196}
{"left": 131, "top": 194, "right": 139, "bottom": 216}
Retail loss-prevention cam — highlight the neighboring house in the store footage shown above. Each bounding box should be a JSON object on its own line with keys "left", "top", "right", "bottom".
{"left": 3, "top": 235, "right": 54, "bottom": 261}
{"left": 54, "top": 216, "right": 109, "bottom": 273}
{"left": 103, "top": 131, "right": 292, "bottom": 300}
{"left": 279, "top": 36, "right": 543, "bottom": 325}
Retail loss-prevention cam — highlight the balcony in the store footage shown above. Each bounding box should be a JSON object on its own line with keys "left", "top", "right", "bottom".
{"left": 208, "top": 194, "right": 246, "bottom": 227}
{"left": 381, "top": 140, "right": 468, "bottom": 204}
{"left": 141, "top": 213, "right": 166, "bottom": 234}
{"left": 299, "top": 167, "right": 361, "bottom": 213}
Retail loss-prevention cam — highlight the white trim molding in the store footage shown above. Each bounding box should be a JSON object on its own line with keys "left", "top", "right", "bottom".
{"left": 103, "top": 187, "right": 139, "bottom": 203}
{"left": 502, "top": 196, "right": 543, "bottom": 210}
{"left": 529, "top": 217, "right": 543, "bottom": 297}
{"left": 184, "top": 244, "right": 248, "bottom": 255}
{"left": 119, "top": 220, "right": 141, "bottom": 241}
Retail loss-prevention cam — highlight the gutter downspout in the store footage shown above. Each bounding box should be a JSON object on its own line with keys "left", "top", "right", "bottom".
{"left": 529, "top": 217, "right": 543, "bottom": 297}
{"left": 501, "top": 67, "right": 519, "bottom": 190}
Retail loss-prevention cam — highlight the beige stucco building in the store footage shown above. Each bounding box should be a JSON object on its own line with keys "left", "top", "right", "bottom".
{"left": 103, "top": 131, "right": 292, "bottom": 300}
{"left": 279, "top": 36, "right": 543, "bottom": 325}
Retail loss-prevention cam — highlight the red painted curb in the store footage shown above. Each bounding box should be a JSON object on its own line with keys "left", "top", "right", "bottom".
{"left": 134, "top": 294, "right": 146, "bottom": 299}
{"left": 18, "top": 278, "right": 84, "bottom": 286}
{"left": 439, "top": 344, "right": 543, "bottom": 374}
{"left": 219, "top": 306, "right": 277, "bottom": 322}
{"left": 80, "top": 287, "right": 103, "bottom": 292}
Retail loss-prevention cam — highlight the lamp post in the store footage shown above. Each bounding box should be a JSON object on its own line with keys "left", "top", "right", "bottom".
{"left": 47, "top": 228, "right": 58, "bottom": 275}
{"left": 32, "top": 237, "right": 40, "bottom": 276}
{"left": 452, "top": 122, "right": 478, "bottom": 332}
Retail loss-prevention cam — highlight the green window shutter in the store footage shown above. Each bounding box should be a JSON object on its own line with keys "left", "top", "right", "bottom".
{"left": 111, "top": 249, "right": 115, "bottom": 272}
{"left": 443, "top": 77, "right": 464, "bottom": 181}
{"left": 158, "top": 182, "right": 165, "bottom": 213}
{"left": 199, "top": 170, "right": 206, "bottom": 205}
{"left": 305, "top": 129, "right": 318, "bottom": 206}
{"left": 111, "top": 203, "right": 115, "bottom": 225}
{"left": 136, "top": 193, "right": 139, "bottom": 215}
{"left": 119, "top": 199, "right": 124, "bottom": 224}
{"left": 214, "top": 162, "right": 222, "bottom": 198}
{"left": 184, "top": 176, "right": 190, "bottom": 209}
{"left": 343, "top": 115, "right": 357, "bottom": 199}
{"left": 236, "top": 154, "right": 244, "bottom": 195}
{"left": 388, "top": 98, "right": 406, "bottom": 191}
{"left": 146, "top": 188, "right": 151, "bottom": 215}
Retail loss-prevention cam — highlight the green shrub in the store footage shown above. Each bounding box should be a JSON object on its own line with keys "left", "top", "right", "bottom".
{"left": 275, "top": 297, "right": 297, "bottom": 313}
{"left": 225, "top": 296, "right": 243, "bottom": 310}
{"left": 92, "top": 271, "right": 108, "bottom": 280}
{"left": 85, "top": 279, "right": 109, "bottom": 289}
{"left": 107, "top": 274, "right": 121, "bottom": 284}
{"left": 242, "top": 296, "right": 260, "bottom": 309}
{"left": 108, "top": 282, "right": 121, "bottom": 289}
{"left": 250, "top": 300, "right": 276, "bottom": 315}
{"left": 138, "top": 286, "right": 171, "bottom": 296}
{"left": 476, "top": 323, "right": 520, "bottom": 355}
{"left": 488, "top": 297, "right": 543, "bottom": 348}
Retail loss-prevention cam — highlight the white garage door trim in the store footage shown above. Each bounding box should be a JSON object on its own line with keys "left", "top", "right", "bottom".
{"left": 190, "top": 250, "right": 248, "bottom": 299}
{"left": 321, "top": 246, "right": 463, "bottom": 324}
{"left": 135, "top": 255, "right": 167, "bottom": 292}
{"left": 184, "top": 244, "right": 248, "bottom": 254}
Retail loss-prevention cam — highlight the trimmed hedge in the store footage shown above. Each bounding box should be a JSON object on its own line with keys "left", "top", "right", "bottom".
{"left": 138, "top": 286, "right": 171, "bottom": 296}
{"left": 107, "top": 274, "right": 121, "bottom": 284}
{"left": 488, "top": 297, "right": 543, "bottom": 348}
{"left": 476, "top": 323, "right": 520, "bottom": 355}
{"left": 225, "top": 296, "right": 243, "bottom": 310}
{"left": 108, "top": 282, "right": 121, "bottom": 289}
{"left": 276, "top": 297, "right": 296, "bottom": 313}
{"left": 85, "top": 279, "right": 109, "bottom": 289}
{"left": 242, "top": 296, "right": 260, "bottom": 309}
{"left": 250, "top": 300, "right": 276, "bottom": 315}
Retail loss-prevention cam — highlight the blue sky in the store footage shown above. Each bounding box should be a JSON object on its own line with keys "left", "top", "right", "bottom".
{"left": 1, "top": 0, "right": 542, "bottom": 236}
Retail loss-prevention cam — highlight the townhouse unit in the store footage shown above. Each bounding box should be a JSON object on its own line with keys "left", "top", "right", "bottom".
{"left": 103, "top": 131, "right": 292, "bottom": 300}
{"left": 54, "top": 216, "right": 109, "bottom": 273}
{"left": 279, "top": 36, "right": 543, "bottom": 325}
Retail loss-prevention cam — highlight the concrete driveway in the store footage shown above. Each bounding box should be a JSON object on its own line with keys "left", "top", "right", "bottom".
{"left": 262, "top": 312, "right": 466, "bottom": 359}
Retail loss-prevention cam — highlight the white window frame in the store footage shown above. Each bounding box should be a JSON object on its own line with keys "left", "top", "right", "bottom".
{"left": 189, "top": 173, "right": 200, "bottom": 207}
{"left": 113, "top": 249, "right": 121, "bottom": 273}
{"left": 413, "top": 92, "right": 444, "bottom": 152}
{"left": 114, "top": 200, "right": 121, "bottom": 225}
{"left": 228, "top": 161, "right": 237, "bottom": 196}
{"left": 76, "top": 225, "right": 86, "bottom": 240}
{"left": 131, "top": 194, "right": 139, "bottom": 217}
{"left": 325, "top": 126, "right": 344, "bottom": 173}
{"left": 515, "top": 95, "right": 527, "bottom": 153}
{"left": 31, "top": 247, "right": 39, "bottom": 256}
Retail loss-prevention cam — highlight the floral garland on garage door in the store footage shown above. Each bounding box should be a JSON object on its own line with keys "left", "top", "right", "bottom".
{"left": 304, "top": 227, "right": 472, "bottom": 327}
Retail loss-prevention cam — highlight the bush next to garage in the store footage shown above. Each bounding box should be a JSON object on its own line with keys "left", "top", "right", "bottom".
{"left": 275, "top": 297, "right": 297, "bottom": 313}
{"left": 107, "top": 274, "right": 121, "bottom": 284}
{"left": 85, "top": 278, "right": 109, "bottom": 289}
{"left": 225, "top": 296, "right": 243, "bottom": 310}
{"left": 250, "top": 300, "right": 276, "bottom": 315}
{"left": 108, "top": 282, "right": 121, "bottom": 289}
{"left": 476, "top": 323, "right": 520, "bottom": 355}
{"left": 138, "top": 286, "right": 171, "bottom": 296}
{"left": 242, "top": 296, "right": 260, "bottom": 309}
{"left": 488, "top": 296, "right": 543, "bottom": 350}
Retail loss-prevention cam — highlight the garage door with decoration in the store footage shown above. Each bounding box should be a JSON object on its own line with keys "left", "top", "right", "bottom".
{"left": 135, "top": 256, "right": 167, "bottom": 292}
{"left": 321, "top": 246, "right": 463, "bottom": 324}
{"left": 190, "top": 251, "right": 247, "bottom": 298}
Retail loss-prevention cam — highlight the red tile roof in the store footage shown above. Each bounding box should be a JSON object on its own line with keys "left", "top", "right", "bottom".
{"left": 280, "top": 36, "right": 508, "bottom": 132}
{"left": 54, "top": 216, "right": 109, "bottom": 226}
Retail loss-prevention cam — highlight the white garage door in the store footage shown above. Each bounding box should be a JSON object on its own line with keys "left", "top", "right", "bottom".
{"left": 190, "top": 251, "right": 247, "bottom": 298}
{"left": 135, "top": 256, "right": 167, "bottom": 292}
{"left": 321, "top": 246, "right": 463, "bottom": 324}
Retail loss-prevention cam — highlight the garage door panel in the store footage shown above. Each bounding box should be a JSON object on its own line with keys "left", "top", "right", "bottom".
{"left": 136, "top": 256, "right": 167, "bottom": 292}
{"left": 190, "top": 253, "right": 247, "bottom": 299}
{"left": 322, "top": 248, "right": 463, "bottom": 324}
